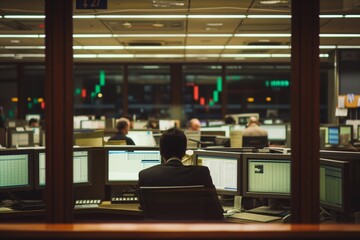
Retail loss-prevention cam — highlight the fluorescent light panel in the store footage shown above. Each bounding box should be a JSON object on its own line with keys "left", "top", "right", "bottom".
{"left": 6, "top": 14, "right": 360, "bottom": 19}
{"left": 0, "top": 53, "right": 329, "bottom": 58}
{"left": 2, "top": 45, "right": 359, "bottom": 50}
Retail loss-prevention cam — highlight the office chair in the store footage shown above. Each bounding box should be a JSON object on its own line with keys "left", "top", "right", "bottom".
{"left": 242, "top": 136, "right": 269, "bottom": 149}
{"left": 139, "top": 185, "right": 208, "bottom": 220}
{"left": 105, "top": 140, "right": 127, "bottom": 146}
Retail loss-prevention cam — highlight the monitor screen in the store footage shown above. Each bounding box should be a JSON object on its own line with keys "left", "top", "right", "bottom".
{"left": 36, "top": 148, "right": 91, "bottom": 187}
{"left": 9, "top": 131, "right": 34, "bottom": 147}
{"left": 106, "top": 149, "right": 161, "bottom": 184}
{"left": 260, "top": 124, "right": 287, "bottom": 142}
{"left": 73, "top": 116, "right": 89, "bottom": 129}
{"left": 127, "top": 131, "right": 156, "bottom": 146}
{"left": 159, "top": 120, "right": 178, "bottom": 131}
{"left": 194, "top": 150, "right": 241, "bottom": 195}
{"left": 0, "top": 150, "right": 32, "bottom": 192}
{"left": 25, "top": 114, "right": 41, "bottom": 122}
{"left": 80, "top": 120, "right": 106, "bottom": 129}
{"left": 242, "top": 153, "right": 291, "bottom": 199}
{"left": 339, "top": 125, "right": 353, "bottom": 144}
{"left": 320, "top": 158, "right": 350, "bottom": 213}
{"left": 328, "top": 126, "right": 340, "bottom": 145}
{"left": 201, "top": 125, "right": 230, "bottom": 137}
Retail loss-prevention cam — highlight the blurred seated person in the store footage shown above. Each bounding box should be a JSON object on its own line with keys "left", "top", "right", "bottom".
{"left": 109, "top": 119, "right": 135, "bottom": 145}
{"left": 146, "top": 118, "right": 159, "bottom": 129}
{"left": 138, "top": 128, "right": 223, "bottom": 220}
{"left": 224, "top": 116, "right": 236, "bottom": 125}
{"left": 242, "top": 116, "right": 268, "bottom": 137}
{"left": 120, "top": 114, "right": 134, "bottom": 129}
{"left": 188, "top": 118, "right": 201, "bottom": 131}
{"left": 28, "top": 118, "right": 39, "bottom": 127}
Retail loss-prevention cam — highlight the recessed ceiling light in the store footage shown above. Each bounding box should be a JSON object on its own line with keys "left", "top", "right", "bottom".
{"left": 259, "top": 39, "right": 270, "bottom": 42}
{"left": 122, "top": 22, "right": 132, "bottom": 28}
{"left": 260, "top": 0, "right": 289, "bottom": 4}
{"left": 152, "top": 23, "right": 165, "bottom": 28}
{"left": 10, "top": 40, "right": 20, "bottom": 43}
{"left": 206, "top": 23, "right": 224, "bottom": 27}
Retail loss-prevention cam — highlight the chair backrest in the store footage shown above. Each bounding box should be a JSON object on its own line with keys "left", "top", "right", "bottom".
{"left": 242, "top": 135, "right": 268, "bottom": 149}
{"left": 139, "top": 185, "right": 207, "bottom": 220}
{"left": 105, "top": 140, "right": 127, "bottom": 146}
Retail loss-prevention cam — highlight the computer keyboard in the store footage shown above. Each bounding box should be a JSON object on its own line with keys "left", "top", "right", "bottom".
{"left": 74, "top": 199, "right": 101, "bottom": 209}
{"left": 228, "top": 212, "right": 282, "bottom": 223}
{"left": 11, "top": 200, "right": 45, "bottom": 211}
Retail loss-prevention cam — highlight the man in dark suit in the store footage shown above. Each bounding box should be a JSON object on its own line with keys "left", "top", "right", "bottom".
{"left": 138, "top": 128, "right": 223, "bottom": 220}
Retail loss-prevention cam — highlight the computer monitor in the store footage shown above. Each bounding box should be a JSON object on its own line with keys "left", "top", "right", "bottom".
{"left": 201, "top": 125, "right": 230, "bottom": 137}
{"left": 207, "top": 120, "right": 225, "bottom": 127}
{"left": 185, "top": 130, "right": 201, "bottom": 149}
{"left": 127, "top": 131, "right": 156, "bottom": 146}
{"left": 339, "top": 125, "right": 353, "bottom": 144}
{"left": 225, "top": 113, "right": 259, "bottom": 125}
{"left": 260, "top": 124, "right": 287, "bottom": 142}
{"left": 7, "top": 129, "right": 34, "bottom": 148}
{"left": 34, "top": 148, "right": 92, "bottom": 188}
{"left": 80, "top": 119, "right": 106, "bottom": 129}
{"left": 242, "top": 136, "right": 268, "bottom": 149}
{"left": 0, "top": 149, "right": 33, "bottom": 192}
{"left": 159, "top": 119, "right": 179, "bottom": 131}
{"left": 242, "top": 153, "right": 291, "bottom": 199}
{"left": 194, "top": 150, "right": 242, "bottom": 195}
{"left": 105, "top": 147, "right": 161, "bottom": 185}
{"left": 25, "top": 126, "right": 41, "bottom": 145}
{"left": 320, "top": 158, "right": 350, "bottom": 213}
{"left": 328, "top": 126, "right": 340, "bottom": 145}
{"left": 73, "top": 116, "right": 90, "bottom": 129}
{"left": 25, "top": 114, "right": 41, "bottom": 122}
{"left": 73, "top": 130, "right": 104, "bottom": 147}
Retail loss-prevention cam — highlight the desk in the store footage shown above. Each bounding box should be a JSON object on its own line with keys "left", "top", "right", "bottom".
{"left": 1, "top": 202, "right": 282, "bottom": 223}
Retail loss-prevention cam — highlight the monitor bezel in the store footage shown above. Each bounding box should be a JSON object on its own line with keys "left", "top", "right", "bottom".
{"left": 193, "top": 150, "right": 242, "bottom": 196}
{"left": 33, "top": 147, "right": 93, "bottom": 189}
{"left": 0, "top": 149, "right": 33, "bottom": 192}
{"left": 105, "top": 146, "right": 161, "bottom": 186}
{"left": 242, "top": 153, "right": 291, "bottom": 199}
{"left": 319, "top": 158, "right": 350, "bottom": 213}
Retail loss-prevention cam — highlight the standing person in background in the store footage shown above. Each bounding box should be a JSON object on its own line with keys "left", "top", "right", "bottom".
{"left": 109, "top": 119, "right": 135, "bottom": 145}
{"left": 242, "top": 116, "right": 268, "bottom": 137}
{"left": 188, "top": 118, "right": 201, "bottom": 131}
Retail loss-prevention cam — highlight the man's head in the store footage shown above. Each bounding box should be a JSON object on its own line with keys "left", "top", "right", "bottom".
{"left": 224, "top": 116, "right": 236, "bottom": 125}
{"left": 247, "top": 116, "right": 260, "bottom": 126}
{"left": 120, "top": 114, "right": 133, "bottom": 129}
{"left": 116, "top": 119, "right": 130, "bottom": 134}
{"left": 29, "top": 118, "right": 39, "bottom": 127}
{"left": 189, "top": 118, "right": 201, "bottom": 131}
{"left": 160, "top": 128, "right": 187, "bottom": 161}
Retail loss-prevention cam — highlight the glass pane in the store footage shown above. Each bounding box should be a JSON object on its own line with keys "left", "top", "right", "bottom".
{"left": 182, "top": 65, "right": 223, "bottom": 120}
{"left": 73, "top": 65, "right": 124, "bottom": 118}
{"left": 319, "top": 0, "right": 360, "bottom": 224}
{"left": 0, "top": 0, "right": 45, "bottom": 222}
{"left": 128, "top": 65, "right": 171, "bottom": 119}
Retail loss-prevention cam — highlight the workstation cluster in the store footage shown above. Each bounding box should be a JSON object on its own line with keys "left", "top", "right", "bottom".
{"left": 1, "top": 142, "right": 359, "bottom": 223}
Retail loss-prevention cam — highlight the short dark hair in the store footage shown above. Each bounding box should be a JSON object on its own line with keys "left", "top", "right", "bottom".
{"left": 224, "top": 116, "right": 236, "bottom": 124}
{"left": 160, "top": 128, "right": 186, "bottom": 161}
{"left": 29, "top": 118, "right": 38, "bottom": 126}
{"left": 116, "top": 120, "right": 128, "bottom": 132}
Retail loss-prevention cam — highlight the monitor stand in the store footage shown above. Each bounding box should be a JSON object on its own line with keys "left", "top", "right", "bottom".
{"left": 246, "top": 199, "right": 289, "bottom": 216}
